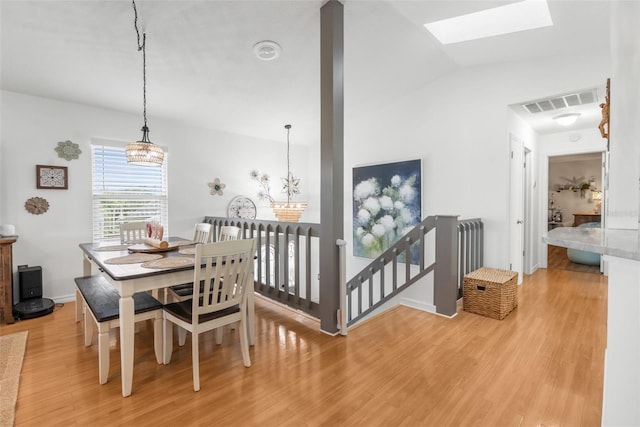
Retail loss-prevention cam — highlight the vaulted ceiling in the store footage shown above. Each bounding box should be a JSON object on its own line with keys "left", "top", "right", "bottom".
{"left": 1, "top": 1, "right": 611, "bottom": 145}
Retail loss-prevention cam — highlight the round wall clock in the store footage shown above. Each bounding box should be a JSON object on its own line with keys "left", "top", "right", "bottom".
{"left": 25, "top": 197, "right": 50, "bottom": 215}
{"left": 227, "top": 196, "right": 257, "bottom": 219}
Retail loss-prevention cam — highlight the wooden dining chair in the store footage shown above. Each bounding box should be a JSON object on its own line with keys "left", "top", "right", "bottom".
{"left": 162, "top": 238, "right": 257, "bottom": 391}
{"left": 166, "top": 223, "right": 213, "bottom": 305}
{"left": 217, "top": 225, "right": 241, "bottom": 241}
{"left": 193, "top": 222, "right": 212, "bottom": 244}
{"left": 119, "top": 221, "right": 148, "bottom": 244}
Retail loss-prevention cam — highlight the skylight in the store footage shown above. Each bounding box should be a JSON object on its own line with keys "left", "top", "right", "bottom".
{"left": 424, "top": 0, "right": 553, "bottom": 45}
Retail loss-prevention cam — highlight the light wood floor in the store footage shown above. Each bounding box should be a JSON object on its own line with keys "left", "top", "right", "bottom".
{"left": 2, "top": 267, "right": 606, "bottom": 426}
{"left": 547, "top": 245, "right": 601, "bottom": 274}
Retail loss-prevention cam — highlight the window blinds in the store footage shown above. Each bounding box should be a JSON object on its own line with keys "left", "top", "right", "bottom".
{"left": 91, "top": 144, "right": 168, "bottom": 242}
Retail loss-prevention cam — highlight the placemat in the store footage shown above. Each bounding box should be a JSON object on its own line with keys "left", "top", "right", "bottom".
{"left": 141, "top": 257, "right": 195, "bottom": 269}
{"left": 178, "top": 247, "right": 197, "bottom": 255}
{"left": 104, "top": 253, "right": 163, "bottom": 264}
{"left": 95, "top": 244, "right": 131, "bottom": 252}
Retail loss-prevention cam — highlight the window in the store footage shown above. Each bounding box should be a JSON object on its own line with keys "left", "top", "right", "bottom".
{"left": 91, "top": 141, "right": 168, "bottom": 242}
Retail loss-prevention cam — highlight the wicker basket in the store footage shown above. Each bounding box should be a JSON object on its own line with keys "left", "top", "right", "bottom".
{"left": 463, "top": 267, "right": 518, "bottom": 320}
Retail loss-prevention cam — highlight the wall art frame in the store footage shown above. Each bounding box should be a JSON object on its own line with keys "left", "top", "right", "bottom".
{"left": 352, "top": 158, "right": 422, "bottom": 261}
{"left": 36, "top": 164, "right": 68, "bottom": 189}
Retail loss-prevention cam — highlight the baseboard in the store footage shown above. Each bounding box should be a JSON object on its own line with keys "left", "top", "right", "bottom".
{"left": 527, "top": 263, "right": 541, "bottom": 274}
{"left": 51, "top": 293, "right": 76, "bottom": 304}
{"left": 399, "top": 297, "right": 436, "bottom": 314}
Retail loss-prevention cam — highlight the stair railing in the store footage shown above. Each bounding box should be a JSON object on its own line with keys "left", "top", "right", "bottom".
{"left": 344, "top": 215, "right": 460, "bottom": 327}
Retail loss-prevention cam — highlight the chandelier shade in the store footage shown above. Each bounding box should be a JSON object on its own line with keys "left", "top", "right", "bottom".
{"left": 125, "top": 141, "right": 164, "bottom": 166}
{"left": 271, "top": 201, "right": 308, "bottom": 222}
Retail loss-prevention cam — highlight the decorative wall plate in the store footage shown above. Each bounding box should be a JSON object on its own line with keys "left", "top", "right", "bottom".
{"left": 208, "top": 178, "right": 225, "bottom": 196}
{"left": 55, "top": 140, "right": 82, "bottom": 160}
{"left": 227, "top": 196, "right": 257, "bottom": 219}
{"left": 36, "top": 165, "right": 68, "bottom": 189}
{"left": 25, "top": 197, "right": 49, "bottom": 215}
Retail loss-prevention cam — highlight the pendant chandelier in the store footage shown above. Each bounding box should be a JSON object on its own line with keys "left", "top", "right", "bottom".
{"left": 271, "top": 124, "right": 307, "bottom": 222}
{"left": 125, "top": 0, "right": 164, "bottom": 166}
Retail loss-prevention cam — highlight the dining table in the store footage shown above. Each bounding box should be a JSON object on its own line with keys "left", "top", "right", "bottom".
{"left": 78, "top": 236, "right": 255, "bottom": 397}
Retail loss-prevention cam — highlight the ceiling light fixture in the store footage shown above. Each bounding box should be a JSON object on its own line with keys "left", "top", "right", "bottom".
{"left": 424, "top": 0, "right": 553, "bottom": 45}
{"left": 253, "top": 40, "right": 281, "bottom": 61}
{"left": 553, "top": 113, "right": 581, "bottom": 126}
{"left": 125, "top": 0, "right": 164, "bottom": 166}
{"left": 271, "top": 124, "right": 307, "bottom": 222}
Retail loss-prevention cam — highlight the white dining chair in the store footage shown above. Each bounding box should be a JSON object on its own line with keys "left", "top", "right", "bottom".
{"left": 162, "top": 238, "right": 256, "bottom": 391}
{"left": 166, "top": 223, "right": 213, "bottom": 304}
{"left": 193, "top": 222, "right": 212, "bottom": 244}
{"left": 120, "top": 221, "right": 148, "bottom": 244}
{"left": 166, "top": 225, "right": 237, "bottom": 302}
{"left": 217, "top": 225, "right": 241, "bottom": 241}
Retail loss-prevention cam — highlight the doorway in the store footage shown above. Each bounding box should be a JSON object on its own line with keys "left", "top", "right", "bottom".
{"left": 545, "top": 152, "right": 604, "bottom": 273}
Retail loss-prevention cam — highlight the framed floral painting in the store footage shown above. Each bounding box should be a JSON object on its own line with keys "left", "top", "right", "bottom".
{"left": 352, "top": 159, "right": 422, "bottom": 260}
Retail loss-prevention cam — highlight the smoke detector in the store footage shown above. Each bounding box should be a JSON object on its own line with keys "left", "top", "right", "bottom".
{"left": 253, "top": 40, "right": 281, "bottom": 61}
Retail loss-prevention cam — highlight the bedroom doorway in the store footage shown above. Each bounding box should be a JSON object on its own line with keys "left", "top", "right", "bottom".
{"left": 546, "top": 152, "right": 604, "bottom": 274}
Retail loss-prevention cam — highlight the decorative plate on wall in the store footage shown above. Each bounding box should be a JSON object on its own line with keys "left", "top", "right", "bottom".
{"left": 227, "top": 196, "right": 257, "bottom": 219}
{"left": 25, "top": 197, "right": 49, "bottom": 215}
{"left": 55, "top": 140, "right": 82, "bottom": 160}
{"left": 208, "top": 178, "right": 225, "bottom": 196}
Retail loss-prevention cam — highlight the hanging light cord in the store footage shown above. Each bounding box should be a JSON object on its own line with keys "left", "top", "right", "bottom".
{"left": 132, "top": 0, "right": 149, "bottom": 141}
{"left": 285, "top": 124, "right": 292, "bottom": 203}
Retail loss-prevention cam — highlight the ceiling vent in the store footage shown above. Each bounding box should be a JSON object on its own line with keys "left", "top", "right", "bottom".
{"left": 522, "top": 89, "right": 598, "bottom": 114}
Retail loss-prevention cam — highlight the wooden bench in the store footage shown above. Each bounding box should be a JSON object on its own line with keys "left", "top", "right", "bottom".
{"left": 75, "top": 275, "right": 163, "bottom": 384}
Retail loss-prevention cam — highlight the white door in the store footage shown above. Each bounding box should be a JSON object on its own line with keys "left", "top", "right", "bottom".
{"left": 509, "top": 134, "right": 525, "bottom": 284}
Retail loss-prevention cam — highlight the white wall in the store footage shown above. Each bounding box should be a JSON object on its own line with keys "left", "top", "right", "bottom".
{"left": 0, "top": 90, "right": 314, "bottom": 302}
{"left": 601, "top": 2, "right": 640, "bottom": 424}
{"left": 343, "top": 52, "right": 609, "bottom": 282}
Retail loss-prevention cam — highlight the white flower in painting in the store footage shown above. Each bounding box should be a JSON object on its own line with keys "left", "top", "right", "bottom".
{"left": 354, "top": 180, "right": 377, "bottom": 201}
{"left": 380, "top": 215, "right": 396, "bottom": 232}
{"left": 400, "top": 207, "right": 413, "bottom": 223}
{"left": 401, "top": 226, "right": 413, "bottom": 236}
{"left": 379, "top": 195, "right": 393, "bottom": 211}
{"left": 363, "top": 197, "right": 381, "bottom": 216}
{"left": 394, "top": 200, "right": 405, "bottom": 210}
{"left": 356, "top": 226, "right": 365, "bottom": 237}
{"left": 391, "top": 175, "right": 401, "bottom": 187}
{"left": 399, "top": 183, "right": 416, "bottom": 203}
{"left": 357, "top": 209, "right": 371, "bottom": 225}
{"left": 372, "top": 223, "right": 386, "bottom": 237}
{"left": 361, "top": 233, "right": 375, "bottom": 246}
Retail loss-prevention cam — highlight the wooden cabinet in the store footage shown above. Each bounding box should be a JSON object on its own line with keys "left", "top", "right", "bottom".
{"left": 0, "top": 237, "right": 17, "bottom": 324}
{"left": 573, "top": 213, "right": 601, "bottom": 227}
